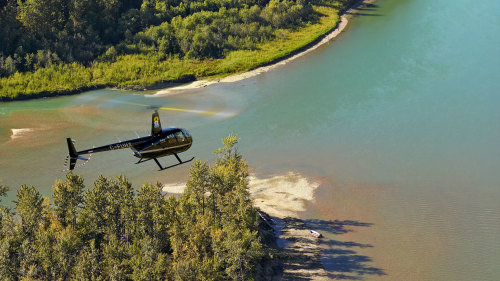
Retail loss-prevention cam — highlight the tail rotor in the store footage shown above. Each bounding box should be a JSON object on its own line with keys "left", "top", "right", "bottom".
{"left": 63, "top": 138, "right": 92, "bottom": 171}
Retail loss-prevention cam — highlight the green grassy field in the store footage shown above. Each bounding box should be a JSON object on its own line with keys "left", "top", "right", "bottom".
{"left": 0, "top": 5, "right": 342, "bottom": 101}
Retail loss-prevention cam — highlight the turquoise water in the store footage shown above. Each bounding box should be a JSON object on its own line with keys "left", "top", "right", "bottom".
{"left": 1, "top": 0, "right": 500, "bottom": 279}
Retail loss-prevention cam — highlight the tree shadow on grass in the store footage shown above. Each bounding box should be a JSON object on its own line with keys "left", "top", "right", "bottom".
{"left": 306, "top": 219, "right": 386, "bottom": 280}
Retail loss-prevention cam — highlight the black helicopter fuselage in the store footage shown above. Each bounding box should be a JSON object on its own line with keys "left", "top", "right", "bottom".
{"left": 74, "top": 127, "right": 192, "bottom": 160}
{"left": 66, "top": 111, "right": 193, "bottom": 171}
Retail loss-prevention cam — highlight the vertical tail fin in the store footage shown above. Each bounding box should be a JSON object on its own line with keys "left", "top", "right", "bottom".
{"left": 67, "top": 138, "right": 78, "bottom": 170}
{"left": 151, "top": 110, "right": 162, "bottom": 136}
{"left": 67, "top": 138, "right": 77, "bottom": 157}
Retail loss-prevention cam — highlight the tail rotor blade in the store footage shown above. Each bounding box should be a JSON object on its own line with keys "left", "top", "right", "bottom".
{"left": 63, "top": 139, "right": 93, "bottom": 172}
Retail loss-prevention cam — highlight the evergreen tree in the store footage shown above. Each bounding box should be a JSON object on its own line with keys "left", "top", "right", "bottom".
{"left": 15, "top": 184, "right": 44, "bottom": 238}
{"left": 184, "top": 160, "right": 209, "bottom": 215}
{"left": 72, "top": 239, "right": 102, "bottom": 280}
{"left": 136, "top": 182, "right": 170, "bottom": 251}
{"left": 0, "top": 135, "right": 265, "bottom": 280}
{"left": 0, "top": 181, "right": 7, "bottom": 200}
{"left": 54, "top": 227, "right": 81, "bottom": 279}
{"left": 101, "top": 236, "right": 131, "bottom": 280}
{"left": 130, "top": 236, "right": 168, "bottom": 281}
{"left": 0, "top": 237, "right": 16, "bottom": 280}
{"left": 78, "top": 175, "right": 110, "bottom": 247}
{"left": 53, "top": 172, "right": 85, "bottom": 228}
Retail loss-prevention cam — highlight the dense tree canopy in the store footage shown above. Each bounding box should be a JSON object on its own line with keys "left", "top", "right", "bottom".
{"left": 0, "top": 0, "right": 359, "bottom": 100}
{"left": 0, "top": 0, "right": 324, "bottom": 77}
{"left": 0, "top": 135, "right": 265, "bottom": 280}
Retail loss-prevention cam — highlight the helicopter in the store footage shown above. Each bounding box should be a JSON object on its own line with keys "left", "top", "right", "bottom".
{"left": 65, "top": 110, "right": 193, "bottom": 171}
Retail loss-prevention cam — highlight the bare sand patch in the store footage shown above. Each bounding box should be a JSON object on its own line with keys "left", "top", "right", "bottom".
{"left": 162, "top": 172, "right": 329, "bottom": 280}
{"left": 154, "top": 80, "right": 217, "bottom": 96}
{"left": 10, "top": 128, "right": 35, "bottom": 140}
{"left": 162, "top": 182, "right": 187, "bottom": 194}
{"left": 249, "top": 173, "right": 329, "bottom": 280}
{"left": 249, "top": 172, "right": 318, "bottom": 217}
{"left": 162, "top": 171, "right": 320, "bottom": 216}
{"left": 6, "top": 127, "right": 53, "bottom": 146}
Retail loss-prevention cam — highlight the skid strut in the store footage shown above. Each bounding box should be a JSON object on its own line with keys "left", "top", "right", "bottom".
{"left": 152, "top": 153, "right": 194, "bottom": 171}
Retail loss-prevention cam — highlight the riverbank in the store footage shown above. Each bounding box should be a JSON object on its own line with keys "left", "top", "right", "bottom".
{"left": 163, "top": 172, "right": 328, "bottom": 279}
{"left": 0, "top": 0, "right": 367, "bottom": 102}
{"left": 250, "top": 173, "right": 329, "bottom": 280}
{"left": 155, "top": 0, "right": 378, "bottom": 96}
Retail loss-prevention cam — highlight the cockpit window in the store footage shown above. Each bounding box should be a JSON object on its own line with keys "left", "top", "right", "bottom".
{"left": 182, "top": 129, "right": 191, "bottom": 137}
{"left": 166, "top": 133, "right": 176, "bottom": 144}
{"left": 175, "top": 131, "right": 185, "bottom": 141}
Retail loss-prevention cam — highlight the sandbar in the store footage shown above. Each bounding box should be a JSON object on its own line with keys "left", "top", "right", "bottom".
{"left": 162, "top": 171, "right": 328, "bottom": 279}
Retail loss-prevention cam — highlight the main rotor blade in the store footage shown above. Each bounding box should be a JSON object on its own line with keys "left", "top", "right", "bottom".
{"left": 119, "top": 101, "right": 219, "bottom": 116}
{"left": 159, "top": 106, "right": 218, "bottom": 115}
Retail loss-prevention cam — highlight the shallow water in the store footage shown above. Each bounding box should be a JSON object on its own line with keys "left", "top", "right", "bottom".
{"left": 1, "top": 0, "right": 500, "bottom": 279}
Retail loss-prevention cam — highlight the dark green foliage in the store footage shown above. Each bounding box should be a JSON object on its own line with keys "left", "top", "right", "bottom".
{"left": 0, "top": 181, "right": 16, "bottom": 280}
{"left": 0, "top": 135, "right": 263, "bottom": 280}
{"left": 14, "top": 185, "right": 44, "bottom": 238}
{"left": 0, "top": 0, "right": 322, "bottom": 78}
{"left": 0, "top": 0, "right": 357, "bottom": 99}
{"left": 72, "top": 238, "right": 103, "bottom": 280}
{"left": 53, "top": 173, "right": 85, "bottom": 228}
{"left": 170, "top": 134, "right": 263, "bottom": 280}
{"left": 0, "top": 182, "right": 8, "bottom": 202}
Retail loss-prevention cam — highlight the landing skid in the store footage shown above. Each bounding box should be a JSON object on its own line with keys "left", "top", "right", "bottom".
{"left": 136, "top": 153, "right": 194, "bottom": 171}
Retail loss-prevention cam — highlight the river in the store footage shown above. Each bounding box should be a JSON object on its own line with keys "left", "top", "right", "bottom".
{"left": 1, "top": 0, "right": 499, "bottom": 279}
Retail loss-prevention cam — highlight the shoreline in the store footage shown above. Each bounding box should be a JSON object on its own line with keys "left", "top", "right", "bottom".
{"left": 154, "top": 0, "right": 377, "bottom": 96}
{"left": 158, "top": 1, "right": 380, "bottom": 277}
{"left": 2, "top": 0, "right": 376, "bottom": 102}
{"left": 163, "top": 171, "right": 329, "bottom": 279}
{"left": 249, "top": 172, "right": 329, "bottom": 280}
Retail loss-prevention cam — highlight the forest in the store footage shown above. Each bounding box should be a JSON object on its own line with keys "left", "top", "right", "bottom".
{"left": 0, "top": 0, "right": 357, "bottom": 99}
{"left": 0, "top": 135, "right": 268, "bottom": 280}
